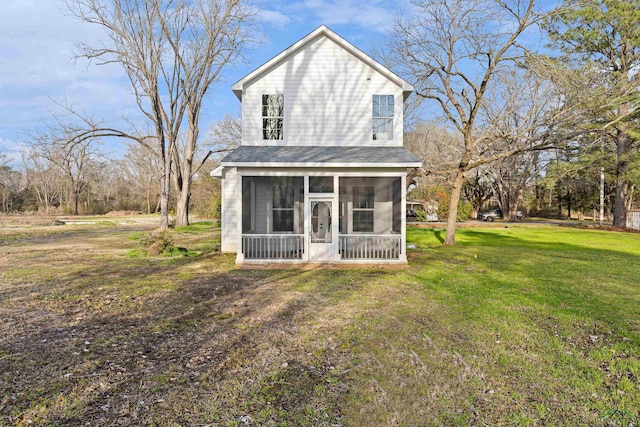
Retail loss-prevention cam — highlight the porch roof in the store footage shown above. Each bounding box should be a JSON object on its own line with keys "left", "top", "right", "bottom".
{"left": 220, "top": 146, "right": 422, "bottom": 168}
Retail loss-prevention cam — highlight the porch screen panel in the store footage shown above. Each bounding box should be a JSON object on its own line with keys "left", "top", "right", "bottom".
{"left": 353, "top": 186, "right": 374, "bottom": 232}
{"left": 242, "top": 177, "right": 254, "bottom": 233}
{"left": 242, "top": 177, "right": 303, "bottom": 234}
{"left": 273, "top": 185, "right": 294, "bottom": 232}
{"left": 338, "top": 177, "right": 402, "bottom": 260}
{"left": 392, "top": 178, "right": 401, "bottom": 233}
{"left": 340, "top": 177, "right": 400, "bottom": 235}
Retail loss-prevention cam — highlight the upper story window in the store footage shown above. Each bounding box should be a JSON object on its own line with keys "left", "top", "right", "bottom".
{"left": 262, "top": 94, "right": 284, "bottom": 140}
{"left": 372, "top": 94, "right": 394, "bottom": 140}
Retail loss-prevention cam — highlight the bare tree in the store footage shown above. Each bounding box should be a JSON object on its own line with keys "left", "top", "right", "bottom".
{"left": 0, "top": 153, "right": 21, "bottom": 213}
{"left": 404, "top": 121, "right": 462, "bottom": 189}
{"left": 392, "top": 0, "right": 551, "bottom": 245}
{"left": 462, "top": 170, "right": 493, "bottom": 219}
{"left": 67, "top": 0, "right": 254, "bottom": 228}
{"left": 486, "top": 152, "right": 544, "bottom": 219}
{"left": 161, "top": 4, "right": 254, "bottom": 226}
{"left": 25, "top": 125, "right": 102, "bottom": 215}
{"left": 67, "top": 0, "right": 183, "bottom": 228}
{"left": 22, "top": 149, "right": 63, "bottom": 215}
{"left": 122, "top": 143, "right": 161, "bottom": 214}
{"left": 479, "top": 68, "right": 560, "bottom": 220}
{"left": 204, "top": 114, "right": 241, "bottom": 157}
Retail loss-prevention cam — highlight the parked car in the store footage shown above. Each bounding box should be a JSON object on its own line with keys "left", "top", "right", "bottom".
{"left": 478, "top": 209, "right": 503, "bottom": 222}
{"left": 408, "top": 208, "right": 439, "bottom": 222}
{"left": 478, "top": 209, "right": 524, "bottom": 221}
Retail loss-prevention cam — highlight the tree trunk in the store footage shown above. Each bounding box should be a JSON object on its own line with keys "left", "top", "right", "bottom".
{"left": 444, "top": 170, "right": 465, "bottom": 246}
{"left": 146, "top": 176, "right": 153, "bottom": 214}
{"left": 613, "top": 178, "right": 628, "bottom": 227}
{"left": 613, "top": 129, "right": 630, "bottom": 227}
{"left": 174, "top": 120, "right": 198, "bottom": 227}
{"left": 176, "top": 182, "right": 191, "bottom": 226}
{"left": 72, "top": 188, "right": 79, "bottom": 216}
{"left": 507, "top": 188, "right": 523, "bottom": 221}
{"left": 159, "top": 156, "right": 171, "bottom": 230}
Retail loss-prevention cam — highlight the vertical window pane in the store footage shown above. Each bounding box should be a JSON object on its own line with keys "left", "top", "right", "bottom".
{"left": 272, "top": 184, "right": 294, "bottom": 232}
{"left": 353, "top": 211, "right": 373, "bottom": 232}
{"left": 263, "top": 94, "right": 284, "bottom": 140}
{"left": 354, "top": 187, "right": 374, "bottom": 209}
{"left": 273, "top": 210, "right": 293, "bottom": 232}
{"left": 385, "top": 96, "right": 394, "bottom": 117}
{"left": 273, "top": 186, "right": 294, "bottom": 208}
{"left": 372, "top": 94, "right": 393, "bottom": 140}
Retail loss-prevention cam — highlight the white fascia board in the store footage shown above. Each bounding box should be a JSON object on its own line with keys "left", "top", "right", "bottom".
{"left": 221, "top": 161, "right": 422, "bottom": 168}
{"left": 210, "top": 165, "right": 223, "bottom": 177}
{"left": 231, "top": 25, "right": 414, "bottom": 101}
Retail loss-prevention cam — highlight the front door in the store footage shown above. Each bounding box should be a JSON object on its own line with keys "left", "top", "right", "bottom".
{"left": 309, "top": 199, "right": 333, "bottom": 260}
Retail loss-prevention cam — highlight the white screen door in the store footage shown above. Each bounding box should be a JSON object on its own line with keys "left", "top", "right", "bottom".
{"left": 309, "top": 199, "right": 333, "bottom": 260}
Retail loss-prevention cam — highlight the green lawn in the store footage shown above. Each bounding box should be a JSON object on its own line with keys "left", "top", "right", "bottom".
{"left": 345, "top": 226, "right": 640, "bottom": 425}
{"left": 0, "top": 223, "right": 638, "bottom": 426}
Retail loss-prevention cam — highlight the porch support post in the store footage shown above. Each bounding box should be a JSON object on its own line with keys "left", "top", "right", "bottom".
{"left": 400, "top": 174, "right": 407, "bottom": 262}
{"left": 236, "top": 172, "right": 244, "bottom": 263}
{"left": 333, "top": 175, "right": 340, "bottom": 261}
{"left": 303, "top": 175, "right": 309, "bottom": 261}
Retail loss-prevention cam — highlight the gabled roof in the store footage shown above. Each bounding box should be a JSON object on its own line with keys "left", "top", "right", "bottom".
{"left": 231, "top": 25, "right": 414, "bottom": 101}
{"left": 219, "top": 145, "right": 422, "bottom": 168}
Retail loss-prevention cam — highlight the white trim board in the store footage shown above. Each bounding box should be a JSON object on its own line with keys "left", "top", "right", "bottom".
{"left": 223, "top": 161, "right": 422, "bottom": 168}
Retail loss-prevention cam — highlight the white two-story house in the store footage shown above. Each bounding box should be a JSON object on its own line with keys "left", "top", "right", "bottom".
{"left": 212, "top": 25, "right": 421, "bottom": 264}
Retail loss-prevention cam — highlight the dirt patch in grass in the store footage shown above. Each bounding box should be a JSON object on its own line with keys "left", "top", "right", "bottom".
{"left": 0, "top": 224, "right": 353, "bottom": 426}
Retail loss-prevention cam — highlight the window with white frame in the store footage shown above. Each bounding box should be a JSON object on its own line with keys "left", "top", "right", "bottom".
{"left": 262, "top": 94, "right": 284, "bottom": 140}
{"left": 352, "top": 186, "right": 374, "bottom": 232}
{"left": 272, "top": 185, "right": 294, "bottom": 232}
{"left": 372, "top": 94, "right": 394, "bottom": 140}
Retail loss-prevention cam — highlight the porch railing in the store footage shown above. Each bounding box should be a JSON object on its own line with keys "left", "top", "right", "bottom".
{"left": 242, "top": 234, "right": 304, "bottom": 260}
{"left": 339, "top": 234, "right": 401, "bottom": 260}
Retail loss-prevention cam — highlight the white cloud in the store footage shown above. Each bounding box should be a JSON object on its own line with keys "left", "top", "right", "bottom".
{"left": 296, "top": 0, "right": 396, "bottom": 33}
{"left": 260, "top": 10, "right": 292, "bottom": 28}
{"left": 0, "top": 0, "right": 139, "bottom": 143}
{"left": 0, "top": 137, "right": 24, "bottom": 167}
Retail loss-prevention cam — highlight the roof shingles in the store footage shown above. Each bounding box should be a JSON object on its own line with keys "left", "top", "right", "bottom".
{"left": 220, "top": 146, "right": 421, "bottom": 167}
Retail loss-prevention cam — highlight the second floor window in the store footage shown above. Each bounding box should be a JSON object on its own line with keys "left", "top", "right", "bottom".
{"left": 372, "top": 94, "right": 394, "bottom": 140}
{"left": 263, "top": 94, "right": 284, "bottom": 140}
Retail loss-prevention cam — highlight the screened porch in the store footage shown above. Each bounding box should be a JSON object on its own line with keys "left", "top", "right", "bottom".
{"left": 239, "top": 175, "right": 404, "bottom": 262}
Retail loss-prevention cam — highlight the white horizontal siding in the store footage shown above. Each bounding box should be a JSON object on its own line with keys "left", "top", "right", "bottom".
{"left": 242, "top": 36, "right": 403, "bottom": 147}
{"left": 221, "top": 167, "right": 239, "bottom": 252}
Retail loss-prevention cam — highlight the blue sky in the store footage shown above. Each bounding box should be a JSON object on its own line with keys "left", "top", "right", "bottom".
{"left": 1, "top": 0, "right": 560, "bottom": 167}
{"left": 0, "top": 0, "right": 404, "bottom": 166}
